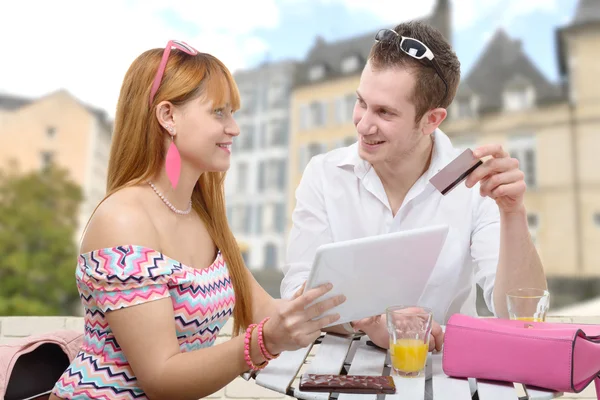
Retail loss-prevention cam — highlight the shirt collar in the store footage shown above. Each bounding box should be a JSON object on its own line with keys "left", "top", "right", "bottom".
{"left": 336, "top": 128, "right": 458, "bottom": 180}
{"left": 335, "top": 141, "right": 371, "bottom": 179}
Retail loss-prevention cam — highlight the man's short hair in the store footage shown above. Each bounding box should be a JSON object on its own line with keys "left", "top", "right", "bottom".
{"left": 369, "top": 20, "right": 461, "bottom": 123}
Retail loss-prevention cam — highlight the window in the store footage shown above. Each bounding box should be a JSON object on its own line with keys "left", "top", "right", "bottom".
{"left": 455, "top": 98, "right": 474, "bottom": 119}
{"left": 298, "top": 145, "right": 308, "bottom": 173}
{"left": 527, "top": 213, "right": 540, "bottom": 246}
{"left": 276, "top": 160, "right": 286, "bottom": 190}
{"left": 333, "top": 95, "right": 356, "bottom": 124}
{"left": 308, "top": 142, "right": 326, "bottom": 160}
{"left": 46, "top": 126, "right": 56, "bottom": 138}
{"left": 335, "top": 97, "right": 345, "bottom": 123}
{"left": 241, "top": 250, "right": 250, "bottom": 266}
{"left": 504, "top": 87, "right": 535, "bottom": 111}
{"left": 341, "top": 55, "right": 360, "bottom": 73}
{"left": 226, "top": 206, "right": 233, "bottom": 224}
{"left": 237, "top": 162, "right": 248, "bottom": 193}
{"left": 345, "top": 94, "right": 356, "bottom": 122}
{"left": 298, "top": 143, "right": 326, "bottom": 172}
{"left": 258, "top": 161, "right": 265, "bottom": 192}
{"left": 333, "top": 136, "right": 356, "bottom": 149}
{"left": 232, "top": 205, "right": 247, "bottom": 233}
{"left": 527, "top": 214, "right": 539, "bottom": 229}
{"left": 240, "top": 90, "right": 256, "bottom": 115}
{"left": 240, "top": 125, "right": 255, "bottom": 151}
{"left": 231, "top": 204, "right": 252, "bottom": 235}
{"left": 269, "top": 80, "right": 288, "bottom": 108}
{"left": 344, "top": 136, "right": 356, "bottom": 147}
{"left": 264, "top": 243, "right": 278, "bottom": 270}
{"left": 40, "top": 151, "right": 54, "bottom": 169}
{"left": 509, "top": 135, "right": 537, "bottom": 189}
{"left": 259, "top": 123, "right": 267, "bottom": 147}
{"left": 308, "top": 64, "right": 325, "bottom": 81}
{"left": 264, "top": 159, "right": 286, "bottom": 191}
{"left": 270, "top": 93, "right": 288, "bottom": 109}
{"left": 243, "top": 204, "right": 252, "bottom": 234}
{"left": 275, "top": 203, "right": 286, "bottom": 233}
{"left": 259, "top": 84, "right": 269, "bottom": 111}
{"left": 568, "top": 56, "right": 577, "bottom": 103}
{"left": 300, "top": 105, "right": 310, "bottom": 130}
{"left": 269, "top": 119, "right": 288, "bottom": 146}
{"left": 255, "top": 205, "right": 263, "bottom": 234}
{"left": 309, "top": 101, "right": 326, "bottom": 127}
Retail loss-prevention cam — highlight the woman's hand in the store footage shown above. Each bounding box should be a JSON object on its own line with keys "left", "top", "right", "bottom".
{"left": 263, "top": 283, "right": 346, "bottom": 354}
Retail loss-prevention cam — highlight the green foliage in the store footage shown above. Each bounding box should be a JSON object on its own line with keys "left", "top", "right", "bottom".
{"left": 0, "top": 164, "right": 83, "bottom": 316}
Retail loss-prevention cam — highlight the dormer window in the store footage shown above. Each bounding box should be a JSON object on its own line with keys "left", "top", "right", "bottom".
{"left": 452, "top": 95, "right": 479, "bottom": 120}
{"left": 341, "top": 55, "right": 360, "bottom": 73}
{"left": 308, "top": 64, "right": 325, "bottom": 81}
{"left": 503, "top": 77, "right": 536, "bottom": 111}
{"left": 456, "top": 98, "right": 473, "bottom": 119}
{"left": 46, "top": 126, "right": 56, "bottom": 138}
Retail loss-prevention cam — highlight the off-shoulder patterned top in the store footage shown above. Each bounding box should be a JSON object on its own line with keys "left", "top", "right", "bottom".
{"left": 52, "top": 245, "right": 235, "bottom": 399}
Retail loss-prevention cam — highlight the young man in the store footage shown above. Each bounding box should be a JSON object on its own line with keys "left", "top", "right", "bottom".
{"left": 280, "top": 21, "right": 547, "bottom": 349}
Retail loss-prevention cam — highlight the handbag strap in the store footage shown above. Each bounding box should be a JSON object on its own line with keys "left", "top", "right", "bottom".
{"left": 595, "top": 375, "right": 600, "bottom": 400}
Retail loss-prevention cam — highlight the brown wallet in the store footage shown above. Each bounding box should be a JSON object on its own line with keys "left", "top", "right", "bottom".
{"left": 299, "top": 374, "right": 396, "bottom": 394}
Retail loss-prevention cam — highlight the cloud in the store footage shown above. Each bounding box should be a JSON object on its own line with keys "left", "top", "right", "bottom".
{"left": 320, "top": 0, "right": 560, "bottom": 31}
{"left": 0, "top": 0, "right": 566, "bottom": 118}
{"left": 0, "top": 0, "right": 280, "bottom": 117}
{"left": 321, "top": 0, "right": 435, "bottom": 22}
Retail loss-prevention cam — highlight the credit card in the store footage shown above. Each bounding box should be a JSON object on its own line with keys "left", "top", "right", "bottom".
{"left": 430, "top": 148, "right": 483, "bottom": 195}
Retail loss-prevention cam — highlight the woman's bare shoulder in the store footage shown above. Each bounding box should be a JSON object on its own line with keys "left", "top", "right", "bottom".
{"left": 80, "top": 186, "right": 160, "bottom": 254}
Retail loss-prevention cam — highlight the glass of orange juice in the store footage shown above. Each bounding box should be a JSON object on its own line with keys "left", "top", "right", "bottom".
{"left": 386, "top": 306, "right": 432, "bottom": 378}
{"left": 506, "top": 288, "right": 550, "bottom": 322}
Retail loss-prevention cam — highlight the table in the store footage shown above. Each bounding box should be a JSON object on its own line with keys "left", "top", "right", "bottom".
{"left": 245, "top": 333, "right": 564, "bottom": 400}
{"left": 245, "top": 316, "right": 600, "bottom": 400}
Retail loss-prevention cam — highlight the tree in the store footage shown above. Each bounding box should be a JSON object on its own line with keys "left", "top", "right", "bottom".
{"left": 0, "top": 163, "right": 83, "bottom": 315}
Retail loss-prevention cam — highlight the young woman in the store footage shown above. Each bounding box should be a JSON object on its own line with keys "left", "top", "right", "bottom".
{"left": 49, "top": 40, "right": 345, "bottom": 400}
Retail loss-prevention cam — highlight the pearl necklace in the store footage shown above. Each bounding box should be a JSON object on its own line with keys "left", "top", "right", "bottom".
{"left": 148, "top": 181, "right": 192, "bottom": 215}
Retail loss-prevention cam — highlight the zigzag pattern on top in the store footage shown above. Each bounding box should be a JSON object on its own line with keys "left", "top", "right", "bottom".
{"left": 52, "top": 245, "right": 235, "bottom": 399}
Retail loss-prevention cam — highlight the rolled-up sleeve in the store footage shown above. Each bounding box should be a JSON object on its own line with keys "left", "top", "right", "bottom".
{"left": 280, "top": 156, "right": 334, "bottom": 299}
{"left": 470, "top": 194, "right": 501, "bottom": 316}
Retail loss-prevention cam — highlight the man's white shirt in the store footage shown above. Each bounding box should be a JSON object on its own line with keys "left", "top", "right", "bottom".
{"left": 281, "top": 129, "right": 500, "bottom": 323}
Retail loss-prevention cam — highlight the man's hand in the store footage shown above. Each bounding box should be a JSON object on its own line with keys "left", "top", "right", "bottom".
{"left": 352, "top": 314, "right": 444, "bottom": 352}
{"left": 466, "top": 144, "right": 526, "bottom": 214}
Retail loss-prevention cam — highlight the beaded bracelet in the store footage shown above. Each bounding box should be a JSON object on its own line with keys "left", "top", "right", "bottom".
{"left": 257, "top": 317, "right": 280, "bottom": 361}
{"left": 243, "top": 323, "right": 268, "bottom": 371}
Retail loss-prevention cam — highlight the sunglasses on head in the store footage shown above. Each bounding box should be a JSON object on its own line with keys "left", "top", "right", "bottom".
{"left": 374, "top": 29, "right": 448, "bottom": 108}
{"left": 149, "top": 40, "right": 199, "bottom": 107}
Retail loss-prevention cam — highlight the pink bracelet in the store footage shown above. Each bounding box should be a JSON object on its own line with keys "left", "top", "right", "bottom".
{"left": 244, "top": 323, "right": 267, "bottom": 371}
{"left": 257, "top": 317, "right": 280, "bottom": 361}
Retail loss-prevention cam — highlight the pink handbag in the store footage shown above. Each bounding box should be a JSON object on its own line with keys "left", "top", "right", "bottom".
{"left": 442, "top": 314, "right": 600, "bottom": 398}
{"left": 0, "top": 330, "right": 83, "bottom": 400}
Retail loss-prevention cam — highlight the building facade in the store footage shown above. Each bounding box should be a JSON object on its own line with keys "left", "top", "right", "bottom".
{"left": 226, "top": 61, "right": 297, "bottom": 270}
{"left": 285, "top": 0, "right": 600, "bottom": 285}
{"left": 0, "top": 89, "right": 112, "bottom": 242}
{"left": 442, "top": 0, "right": 600, "bottom": 279}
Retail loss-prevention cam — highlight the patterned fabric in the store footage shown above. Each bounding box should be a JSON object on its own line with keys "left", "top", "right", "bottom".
{"left": 52, "top": 245, "right": 235, "bottom": 399}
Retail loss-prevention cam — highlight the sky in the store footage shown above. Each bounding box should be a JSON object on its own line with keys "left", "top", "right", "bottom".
{"left": 0, "top": 0, "right": 580, "bottom": 118}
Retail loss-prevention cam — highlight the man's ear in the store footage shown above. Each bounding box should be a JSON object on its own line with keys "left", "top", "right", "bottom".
{"left": 420, "top": 107, "right": 447, "bottom": 135}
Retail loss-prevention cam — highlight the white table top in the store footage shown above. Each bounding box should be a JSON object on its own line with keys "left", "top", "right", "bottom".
{"left": 250, "top": 333, "right": 568, "bottom": 400}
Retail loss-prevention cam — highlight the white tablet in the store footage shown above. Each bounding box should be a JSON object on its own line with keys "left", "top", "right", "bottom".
{"left": 304, "top": 224, "right": 450, "bottom": 327}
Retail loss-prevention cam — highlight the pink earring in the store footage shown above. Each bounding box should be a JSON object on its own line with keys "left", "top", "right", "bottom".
{"left": 165, "top": 126, "right": 181, "bottom": 189}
